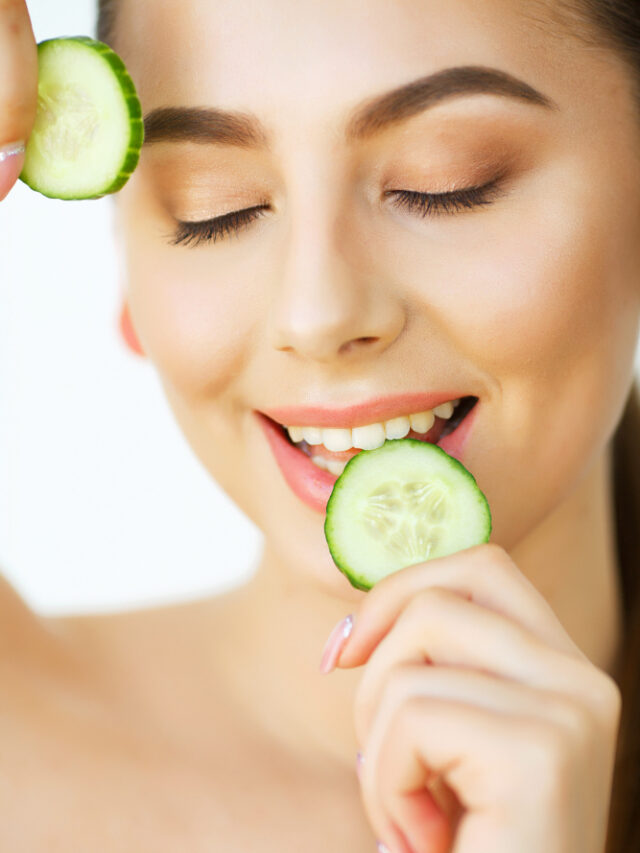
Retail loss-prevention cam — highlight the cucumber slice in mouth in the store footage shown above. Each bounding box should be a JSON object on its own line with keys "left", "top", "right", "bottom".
{"left": 324, "top": 436, "right": 491, "bottom": 591}
{"left": 20, "top": 37, "right": 143, "bottom": 200}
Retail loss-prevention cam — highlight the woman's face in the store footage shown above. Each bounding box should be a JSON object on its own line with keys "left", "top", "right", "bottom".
{"left": 115, "top": 0, "right": 640, "bottom": 598}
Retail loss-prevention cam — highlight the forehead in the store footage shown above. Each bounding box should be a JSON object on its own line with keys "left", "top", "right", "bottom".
{"left": 115, "top": 0, "right": 629, "bottom": 137}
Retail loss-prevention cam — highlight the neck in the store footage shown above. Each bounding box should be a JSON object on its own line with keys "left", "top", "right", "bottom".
{"left": 212, "top": 545, "right": 364, "bottom": 768}
{"left": 510, "top": 441, "right": 623, "bottom": 679}
{"left": 212, "top": 442, "right": 623, "bottom": 767}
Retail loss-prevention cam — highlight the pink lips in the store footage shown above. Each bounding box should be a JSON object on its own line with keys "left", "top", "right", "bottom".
{"left": 258, "top": 396, "right": 479, "bottom": 514}
{"left": 263, "top": 391, "right": 468, "bottom": 428}
{"left": 260, "top": 413, "right": 337, "bottom": 512}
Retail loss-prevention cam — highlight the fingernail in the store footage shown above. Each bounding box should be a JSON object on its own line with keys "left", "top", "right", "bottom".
{"left": 319, "top": 613, "right": 354, "bottom": 673}
{"left": 0, "top": 141, "right": 25, "bottom": 201}
{"left": 356, "top": 750, "right": 364, "bottom": 779}
{"left": 376, "top": 842, "right": 391, "bottom": 853}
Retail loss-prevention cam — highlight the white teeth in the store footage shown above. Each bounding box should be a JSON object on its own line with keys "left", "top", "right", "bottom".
{"left": 302, "top": 426, "right": 323, "bottom": 445}
{"left": 322, "top": 427, "right": 353, "bottom": 452}
{"left": 311, "top": 454, "right": 330, "bottom": 472}
{"left": 352, "top": 422, "right": 386, "bottom": 450}
{"left": 284, "top": 399, "right": 462, "bottom": 456}
{"left": 311, "top": 454, "right": 347, "bottom": 476}
{"left": 409, "top": 411, "right": 435, "bottom": 434}
{"left": 433, "top": 401, "right": 454, "bottom": 419}
{"left": 384, "top": 416, "right": 411, "bottom": 440}
{"left": 327, "top": 458, "right": 347, "bottom": 477}
{"left": 287, "top": 426, "right": 305, "bottom": 443}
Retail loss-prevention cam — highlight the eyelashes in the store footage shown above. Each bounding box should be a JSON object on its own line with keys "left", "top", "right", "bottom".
{"left": 169, "top": 176, "right": 504, "bottom": 248}
{"left": 170, "top": 205, "right": 270, "bottom": 248}
{"left": 384, "top": 175, "right": 504, "bottom": 217}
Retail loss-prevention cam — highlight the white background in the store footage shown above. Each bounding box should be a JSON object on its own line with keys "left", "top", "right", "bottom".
{"left": 1, "top": 0, "right": 262, "bottom": 614}
{"left": 2, "top": 1, "right": 639, "bottom": 615}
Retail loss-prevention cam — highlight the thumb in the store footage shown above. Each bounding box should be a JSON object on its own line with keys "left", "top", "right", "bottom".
{"left": 0, "top": 0, "right": 38, "bottom": 200}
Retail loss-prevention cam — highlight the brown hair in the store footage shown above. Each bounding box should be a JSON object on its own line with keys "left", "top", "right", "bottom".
{"left": 97, "top": 0, "right": 117, "bottom": 45}
{"left": 96, "top": 0, "right": 640, "bottom": 848}
{"left": 608, "top": 382, "right": 640, "bottom": 852}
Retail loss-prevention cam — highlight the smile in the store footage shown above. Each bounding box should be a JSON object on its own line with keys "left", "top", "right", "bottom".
{"left": 258, "top": 394, "right": 479, "bottom": 513}
{"left": 283, "top": 397, "right": 474, "bottom": 476}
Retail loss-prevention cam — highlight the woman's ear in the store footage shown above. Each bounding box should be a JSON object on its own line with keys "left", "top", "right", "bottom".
{"left": 118, "top": 300, "right": 145, "bottom": 357}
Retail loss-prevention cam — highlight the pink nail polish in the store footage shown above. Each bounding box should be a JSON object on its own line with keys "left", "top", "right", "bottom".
{"left": 319, "top": 614, "right": 354, "bottom": 673}
{"left": 0, "top": 142, "right": 25, "bottom": 201}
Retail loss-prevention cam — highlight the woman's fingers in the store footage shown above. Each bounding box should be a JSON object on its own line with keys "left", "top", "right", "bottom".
{"left": 360, "top": 693, "right": 613, "bottom": 853}
{"left": 0, "top": 0, "right": 38, "bottom": 199}
{"left": 357, "top": 663, "right": 601, "bottom": 852}
{"left": 359, "top": 660, "right": 604, "bottom": 749}
{"left": 339, "top": 548, "right": 621, "bottom": 851}
{"left": 353, "top": 585, "right": 620, "bottom": 745}
{"left": 338, "top": 543, "right": 585, "bottom": 670}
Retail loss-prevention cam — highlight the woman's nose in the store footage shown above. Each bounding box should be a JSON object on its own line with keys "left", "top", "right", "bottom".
{"left": 269, "top": 211, "right": 405, "bottom": 363}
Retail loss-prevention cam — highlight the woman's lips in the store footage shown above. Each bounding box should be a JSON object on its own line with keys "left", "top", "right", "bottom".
{"left": 263, "top": 391, "right": 469, "bottom": 428}
{"left": 260, "top": 413, "right": 337, "bottom": 513}
{"left": 257, "top": 399, "right": 479, "bottom": 515}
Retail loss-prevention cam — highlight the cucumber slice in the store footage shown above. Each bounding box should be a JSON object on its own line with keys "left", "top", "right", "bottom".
{"left": 20, "top": 37, "right": 143, "bottom": 200}
{"left": 324, "top": 439, "right": 491, "bottom": 591}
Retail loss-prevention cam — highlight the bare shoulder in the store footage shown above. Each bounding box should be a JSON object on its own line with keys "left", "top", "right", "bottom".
{"left": 0, "top": 572, "right": 68, "bottom": 672}
{"left": 0, "top": 583, "right": 268, "bottom": 851}
{"left": 0, "top": 575, "right": 173, "bottom": 849}
{"left": 0, "top": 571, "right": 102, "bottom": 732}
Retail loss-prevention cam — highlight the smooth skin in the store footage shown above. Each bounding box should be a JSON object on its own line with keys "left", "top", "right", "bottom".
{"left": 1, "top": 0, "right": 636, "bottom": 850}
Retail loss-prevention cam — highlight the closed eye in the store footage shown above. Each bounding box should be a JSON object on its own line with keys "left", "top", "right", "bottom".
{"left": 170, "top": 204, "right": 270, "bottom": 248}
{"left": 169, "top": 175, "right": 504, "bottom": 248}
{"left": 385, "top": 175, "right": 505, "bottom": 217}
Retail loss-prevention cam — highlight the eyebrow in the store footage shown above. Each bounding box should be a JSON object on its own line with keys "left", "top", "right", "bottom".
{"left": 143, "top": 64, "right": 557, "bottom": 148}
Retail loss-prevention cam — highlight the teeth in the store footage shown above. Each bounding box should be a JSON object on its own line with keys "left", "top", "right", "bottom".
{"left": 352, "top": 422, "right": 386, "bottom": 450}
{"left": 284, "top": 399, "right": 463, "bottom": 457}
{"left": 384, "top": 416, "right": 411, "bottom": 440}
{"left": 287, "top": 426, "right": 305, "bottom": 443}
{"left": 311, "top": 454, "right": 347, "bottom": 476}
{"left": 327, "top": 458, "right": 347, "bottom": 477}
{"left": 433, "top": 401, "right": 455, "bottom": 419}
{"left": 301, "top": 426, "right": 323, "bottom": 445}
{"left": 321, "top": 427, "right": 353, "bottom": 452}
{"left": 311, "top": 455, "right": 330, "bottom": 472}
{"left": 409, "top": 411, "right": 435, "bottom": 434}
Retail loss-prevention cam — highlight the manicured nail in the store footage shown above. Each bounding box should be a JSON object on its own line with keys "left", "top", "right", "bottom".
{"left": 376, "top": 842, "right": 391, "bottom": 853}
{"left": 0, "top": 141, "right": 25, "bottom": 201}
{"left": 356, "top": 750, "right": 364, "bottom": 779}
{"left": 319, "top": 614, "right": 354, "bottom": 673}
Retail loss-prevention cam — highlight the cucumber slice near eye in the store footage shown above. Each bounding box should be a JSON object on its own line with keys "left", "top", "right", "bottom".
{"left": 20, "top": 37, "right": 143, "bottom": 200}
{"left": 324, "top": 439, "right": 492, "bottom": 591}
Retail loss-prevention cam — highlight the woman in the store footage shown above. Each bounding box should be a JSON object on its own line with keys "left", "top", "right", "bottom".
{"left": 1, "top": 0, "right": 638, "bottom": 850}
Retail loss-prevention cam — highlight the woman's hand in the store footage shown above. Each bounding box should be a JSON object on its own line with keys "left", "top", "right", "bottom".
{"left": 0, "top": 0, "right": 38, "bottom": 200}
{"left": 335, "top": 543, "right": 622, "bottom": 853}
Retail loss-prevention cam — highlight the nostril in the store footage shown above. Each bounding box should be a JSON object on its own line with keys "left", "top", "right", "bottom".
{"left": 339, "top": 336, "right": 380, "bottom": 355}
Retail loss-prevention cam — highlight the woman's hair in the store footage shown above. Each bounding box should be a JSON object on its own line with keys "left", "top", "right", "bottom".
{"left": 608, "top": 382, "right": 640, "bottom": 853}
{"left": 95, "top": 0, "right": 640, "bottom": 848}
{"left": 97, "top": 0, "right": 116, "bottom": 45}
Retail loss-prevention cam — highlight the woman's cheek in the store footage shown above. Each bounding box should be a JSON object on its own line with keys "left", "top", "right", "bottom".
{"left": 124, "top": 243, "right": 259, "bottom": 401}
{"left": 466, "top": 157, "right": 640, "bottom": 414}
{"left": 393, "top": 157, "right": 635, "bottom": 402}
{"left": 121, "top": 240, "right": 268, "bottom": 516}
